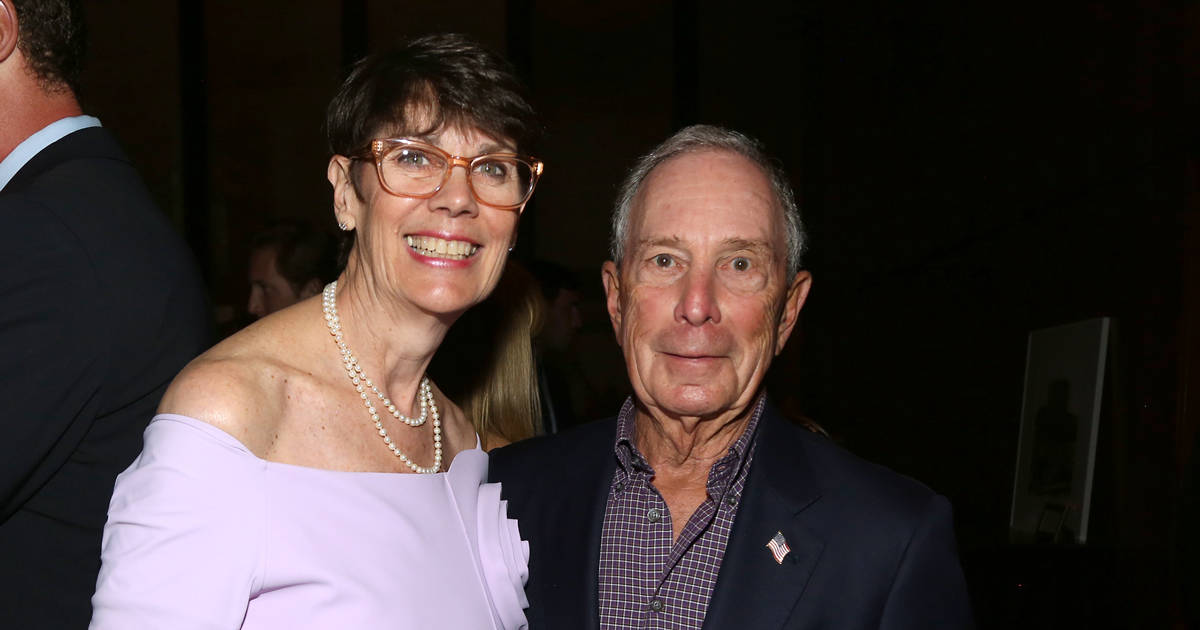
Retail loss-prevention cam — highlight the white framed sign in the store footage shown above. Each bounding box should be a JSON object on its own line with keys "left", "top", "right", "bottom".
{"left": 1010, "top": 317, "right": 1110, "bottom": 544}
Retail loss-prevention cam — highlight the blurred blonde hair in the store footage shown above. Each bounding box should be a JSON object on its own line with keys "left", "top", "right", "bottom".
{"left": 430, "top": 261, "right": 544, "bottom": 449}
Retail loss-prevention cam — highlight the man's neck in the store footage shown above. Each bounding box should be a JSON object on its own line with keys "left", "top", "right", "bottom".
{"left": 633, "top": 399, "right": 757, "bottom": 473}
{"left": 0, "top": 68, "right": 82, "bottom": 161}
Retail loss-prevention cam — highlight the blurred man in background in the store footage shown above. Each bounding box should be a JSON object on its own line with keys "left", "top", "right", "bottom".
{"left": 247, "top": 220, "right": 336, "bottom": 318}
{"left": 529, "top": 259, "right": 584, "bottom": 432}
{"left": 0, "top": 1, "right": 210, "bottom": 626}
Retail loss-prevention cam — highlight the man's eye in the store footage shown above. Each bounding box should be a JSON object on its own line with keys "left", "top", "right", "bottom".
{"left": 731, "top": 257, "right": 751, "bottom": 272}
{"left": 653, "top": 254, "right": 674, "bottom": 268}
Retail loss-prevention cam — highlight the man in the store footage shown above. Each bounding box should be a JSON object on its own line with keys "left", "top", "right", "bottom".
{"left": 247, "top": 220, "right": 336, "bottom": 318}
{"left": 529, "top": 259, "right": 585, "bottom": 432}
{"left": 0, "top": 1, "right": 209, "bottom": 626}
{"left": 490, "top": 125, "right": 973, "bottom": 629}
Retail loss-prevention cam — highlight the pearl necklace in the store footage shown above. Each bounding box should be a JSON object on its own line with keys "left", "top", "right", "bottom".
{"left": 322, "top": 282, "right": 442, "bottom": 473}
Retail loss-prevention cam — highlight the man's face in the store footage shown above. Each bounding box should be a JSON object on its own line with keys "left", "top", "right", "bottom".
{"left": 542, "top": 288, "right": 583, "bottom": 352}
{"left": 602, "top": 150, "right": 811, "bottom": 422}
{"left": 247, "top": 246, "right": 301, "bottom": 318}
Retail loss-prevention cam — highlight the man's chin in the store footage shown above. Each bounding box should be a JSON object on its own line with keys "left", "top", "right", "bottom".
{"left": 650, "top": 389, "right": 735, "bottom": 421}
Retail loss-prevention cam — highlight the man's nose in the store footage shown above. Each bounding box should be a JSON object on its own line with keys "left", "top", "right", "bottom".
{"left": 675, "top": 267, "right": 721, "bottom": 326}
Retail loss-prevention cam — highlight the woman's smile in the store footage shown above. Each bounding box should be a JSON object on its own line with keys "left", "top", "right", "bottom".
{"left": 404, "top": 234, "right": 480, "bottom": 261}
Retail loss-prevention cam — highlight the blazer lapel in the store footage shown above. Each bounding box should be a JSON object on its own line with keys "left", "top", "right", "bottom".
{"left": 702, "top": 403, "right": 824, "bottom": 630}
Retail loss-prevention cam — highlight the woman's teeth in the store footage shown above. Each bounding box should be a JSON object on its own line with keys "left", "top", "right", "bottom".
{"left": 405, "top": 235, "right": 479, "bottom": 260}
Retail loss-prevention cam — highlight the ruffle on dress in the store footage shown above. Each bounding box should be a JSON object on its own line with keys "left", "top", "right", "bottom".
{"left": 444, "top": 447, "right": 530, "bottom": 630}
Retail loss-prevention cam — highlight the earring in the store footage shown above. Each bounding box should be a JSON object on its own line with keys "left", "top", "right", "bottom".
{"left": 337, "top": 221, "right": 349, "bottom": 231}
{"left": 508, "top": 245, "right": 514, "bottom": 253}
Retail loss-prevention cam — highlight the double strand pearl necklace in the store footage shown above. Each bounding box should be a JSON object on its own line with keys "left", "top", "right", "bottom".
{"left": 322, "top": 282, "right": 442, "bottom": 473}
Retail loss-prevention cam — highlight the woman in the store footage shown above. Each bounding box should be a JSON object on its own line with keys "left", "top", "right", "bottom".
{"left": 91, "top": 34, "right": 542, "bottom": 629}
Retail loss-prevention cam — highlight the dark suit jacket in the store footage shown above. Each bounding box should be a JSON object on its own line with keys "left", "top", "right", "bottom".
{"left": 489, "top": 399, "right": 974, "bottom": 629}
{"left": 0, "top": 127, "right": 210, "bottom": 628}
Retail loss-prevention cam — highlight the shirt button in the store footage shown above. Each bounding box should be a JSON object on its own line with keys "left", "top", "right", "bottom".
{"left": 647, "top": 507, "right": 662, "bottom": 523}
{"left": 648, "top": 598, "right": 664, "bottom": 612}
{"left": 614, "top": 481, "right": 624, "bottom": 493}
{"left": 726, "top": 494, "right": 738, "bottom": 506}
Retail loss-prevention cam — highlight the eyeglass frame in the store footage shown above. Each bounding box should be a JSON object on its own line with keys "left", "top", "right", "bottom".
{"left": 350, "top": 138, "right": 545, "bottom": 211}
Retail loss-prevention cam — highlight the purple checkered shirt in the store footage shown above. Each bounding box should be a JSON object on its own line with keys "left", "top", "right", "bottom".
{"left": 598, "top": 396, "right": 763, "bottom": 630}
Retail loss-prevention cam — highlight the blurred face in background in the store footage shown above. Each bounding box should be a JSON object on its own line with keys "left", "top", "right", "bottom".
{"left": 541, "top": 287, "right": 583, "bottom": 353}
{"left": 247, "top": 246, "right": 302, "bottom": 318}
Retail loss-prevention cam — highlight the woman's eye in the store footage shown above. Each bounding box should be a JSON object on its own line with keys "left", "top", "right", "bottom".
{"left": 731, "top": 257, "right": 751, "bottom": 272}
{"left": 653, "top": 254, "right": 674, "bottom": 268}
{"left": 395, "top": 149, "right": 431, "bottom": 167}
{"left": 476, "top": 160, "right": 509, "bottom": 179}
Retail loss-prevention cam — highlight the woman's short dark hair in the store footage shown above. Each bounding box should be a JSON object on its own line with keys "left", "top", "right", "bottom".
{"left": 325, "top": 33, "right": 540, "bottom": 265}
{"left": 325, "top": 33, "right": 541, "bottom": 161}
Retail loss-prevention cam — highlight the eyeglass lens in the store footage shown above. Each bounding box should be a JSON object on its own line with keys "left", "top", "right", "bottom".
{"left": 379, "top": 144, "right": 535, "bottom": 207}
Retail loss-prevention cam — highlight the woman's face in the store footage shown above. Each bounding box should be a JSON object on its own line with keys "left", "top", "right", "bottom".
{"left": 328, "top": 124, "right": 524, "bottom": 319}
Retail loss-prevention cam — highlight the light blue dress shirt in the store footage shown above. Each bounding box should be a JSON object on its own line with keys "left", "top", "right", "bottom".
{"left": 0, "top": 115, "right": 102, "bottom": 191}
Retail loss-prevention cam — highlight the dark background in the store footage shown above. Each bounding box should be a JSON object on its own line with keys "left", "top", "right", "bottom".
{"left": 75, "top": 1, "right": 1198, "bottom": 626}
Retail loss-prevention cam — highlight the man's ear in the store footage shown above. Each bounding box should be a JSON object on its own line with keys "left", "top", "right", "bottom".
{"left": 327, "top": 155, "right": 359, "bottom": 230}
{"left": 0, "top": 1, "right": 20, "bottom": 64}
{"left": 774, "top": 270, "right": 813, "bottom": 355}
{"left": 601, "top": 260, "right": 623, "bottom": 346}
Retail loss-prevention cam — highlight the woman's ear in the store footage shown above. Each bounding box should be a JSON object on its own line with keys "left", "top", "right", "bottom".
{"left": 327, "top": 156, "right": 359, "bottom": 231}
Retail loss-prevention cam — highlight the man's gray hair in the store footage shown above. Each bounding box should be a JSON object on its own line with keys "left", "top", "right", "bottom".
{"left": 610, "top": 124, "right": 807, "bottom": 276}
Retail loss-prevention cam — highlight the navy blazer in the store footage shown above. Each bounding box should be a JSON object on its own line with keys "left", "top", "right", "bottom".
{"left": 489, "top": 399, "right": 974, "bottom": 629}
{"left": 0, "top": 127, "right": 210, "bottom": 627}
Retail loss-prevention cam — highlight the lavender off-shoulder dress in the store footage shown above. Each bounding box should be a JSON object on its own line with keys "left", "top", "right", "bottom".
{"left": 90, "top": 415, "right": 529, "bottom": 629}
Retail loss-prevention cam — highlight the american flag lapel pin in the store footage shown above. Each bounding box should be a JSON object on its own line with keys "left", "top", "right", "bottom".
{"left": 766, "top": 530, "right": 791, "bottom": 564}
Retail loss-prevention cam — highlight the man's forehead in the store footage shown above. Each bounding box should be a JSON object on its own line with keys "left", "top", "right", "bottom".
{"left": 248, "top": 246, "right": 284, "bottom": 277}
{"left": 628, "top": 150, "right": 783, "bottom": 251}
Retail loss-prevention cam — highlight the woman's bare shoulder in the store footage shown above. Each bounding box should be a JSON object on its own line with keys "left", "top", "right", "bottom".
{"left": 159, "top": 319, "right": 314, "bottom": 455}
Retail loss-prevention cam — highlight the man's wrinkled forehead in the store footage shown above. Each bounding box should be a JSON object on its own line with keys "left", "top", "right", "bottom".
{"left": 625, "top": 150, "right": 787, "bottom": 259}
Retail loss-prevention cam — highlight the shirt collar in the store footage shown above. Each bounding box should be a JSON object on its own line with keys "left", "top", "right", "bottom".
{"left": 612, "top": 398, "right": 646, "bottom": 473}
{"left": 612, "top": 394, "right": 767, "bottom": 478}
{"left": 719, "top": 394, "right": 765, "bottom": 476}
{"left": 0, "top": 115, "right": 102, "bottom": 191}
